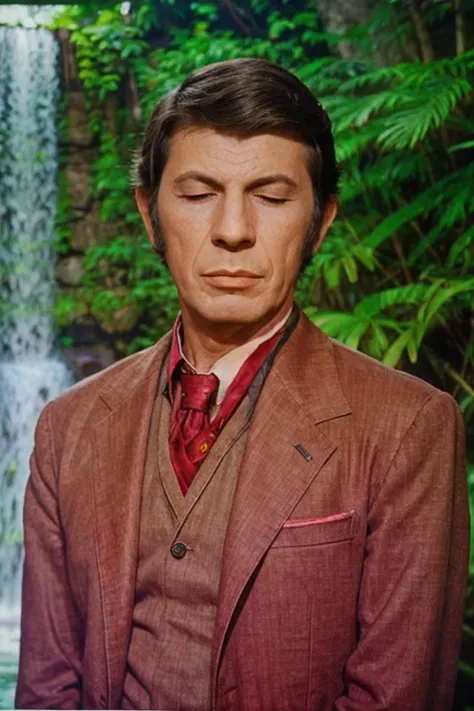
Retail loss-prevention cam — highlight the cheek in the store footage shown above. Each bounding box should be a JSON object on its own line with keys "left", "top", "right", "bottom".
{"left": 159, "top": 207, "right": 205, "bottom": 267}
{"left": 264, "top": 218, "right": 307, "bottom": 274}
{"left": 163, "top": 211, "right": 191, "bottom": 244}
{"left": 158, "top": 190, "right": 200, "bottom": 239}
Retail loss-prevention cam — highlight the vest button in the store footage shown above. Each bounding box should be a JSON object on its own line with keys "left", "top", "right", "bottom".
{"left": 170, "top": 541, "right": 188, "bottom": 559}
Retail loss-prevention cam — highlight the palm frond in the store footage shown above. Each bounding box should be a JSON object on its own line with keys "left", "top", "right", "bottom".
{"left": 340, "top": 151, "right": 427, "bottom": 202}
{"left": 447, "top": 226, "right": 474, "bottom": 271}
{"left": 334, "top": 123, "right": 382, "bottom": 162}
{"left": 382, "top": 323, "right": 419, "bottom": 367}
{"left": 337, "top": 65, "right": 408, "bottom": 92}
{"left": 353, "top": 283, "right": 434, "bottom": 319}
{"left": 323, "top": 92, "right": 400, "bottom": 132}
{"left": 376, "top": 77, "right": 472, "bottom": 151}
{"left": 363, "top": 163, "right": 474, "bottom": 249}
{"left": 417, "top": 278, "right": 474, "bottom": 331}
{"left": 408, "top": 185, "right": 473, "bottom": 263}
{"left": 449, "top": 140, "right": 474, "bottom": 152}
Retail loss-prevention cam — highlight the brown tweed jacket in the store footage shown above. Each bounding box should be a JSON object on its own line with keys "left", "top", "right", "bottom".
{"left": 15, "top": 310, "right": 470, "bottom": 711}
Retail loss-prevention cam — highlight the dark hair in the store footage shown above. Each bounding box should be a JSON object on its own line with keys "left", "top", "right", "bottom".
{"left": 134, "top": 57, "right": 339, "bottom": 272}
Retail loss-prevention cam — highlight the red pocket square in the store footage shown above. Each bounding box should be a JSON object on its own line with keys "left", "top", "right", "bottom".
{"left": 282, "top": 510, "right": 354, "bottom": 529}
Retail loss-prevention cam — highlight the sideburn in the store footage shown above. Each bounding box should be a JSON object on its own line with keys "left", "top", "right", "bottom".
{"left": 149, "top": 193, "right": 169, "bottom": 268}
{"left": 299, "top": 207, "right": 323, "bottom": 276}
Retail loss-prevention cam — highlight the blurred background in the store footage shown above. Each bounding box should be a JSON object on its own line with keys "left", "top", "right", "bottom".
{"left": 0, "top": 0, "right": 473, "bottom": 708}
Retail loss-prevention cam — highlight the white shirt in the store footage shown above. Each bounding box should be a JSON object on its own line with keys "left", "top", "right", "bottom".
{"left": 177, "top": 307, "right": 293, "bottom": 412}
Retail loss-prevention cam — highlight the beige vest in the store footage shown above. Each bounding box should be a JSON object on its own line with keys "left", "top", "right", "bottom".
{"left": 121, "top": 357, "right": 253, "bottom": 710}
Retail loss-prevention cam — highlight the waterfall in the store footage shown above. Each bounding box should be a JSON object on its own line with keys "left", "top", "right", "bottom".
{"left": 0, "top": 23, "right": 73, "bottom": 673}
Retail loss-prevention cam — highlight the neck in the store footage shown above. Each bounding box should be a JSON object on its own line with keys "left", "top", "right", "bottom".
{"left": 179, "top": 300, "right": 293, "bottom": 373}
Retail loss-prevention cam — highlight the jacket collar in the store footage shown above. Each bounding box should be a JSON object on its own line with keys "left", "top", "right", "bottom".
{"left": 95, "top": 306, "right": 351, "bottom": 424}
{"left": 273, "top": 308, "right": 351, "bottom": 425}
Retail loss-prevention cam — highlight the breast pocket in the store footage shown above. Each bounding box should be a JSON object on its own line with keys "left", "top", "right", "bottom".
{"left": 272, "top": 509, "right": 359, "bottom": 548}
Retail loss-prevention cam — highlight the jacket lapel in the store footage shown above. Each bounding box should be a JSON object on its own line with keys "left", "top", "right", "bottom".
{"left": 211, "top": 312, "right": 352, "bottom": 705}
{"left": 90, "top": 333, "right": 171, "bottom": 705}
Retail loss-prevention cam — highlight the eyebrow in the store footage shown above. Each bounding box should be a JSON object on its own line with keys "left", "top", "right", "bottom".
{"left": 173, "top": 171, "right": 298, "bottom": 191}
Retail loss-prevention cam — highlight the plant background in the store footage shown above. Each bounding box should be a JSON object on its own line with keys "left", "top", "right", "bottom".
{"left": 2, "top": 0, "right": 474, "bottom": 706}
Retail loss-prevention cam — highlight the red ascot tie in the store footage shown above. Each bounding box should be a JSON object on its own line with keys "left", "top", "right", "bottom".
{"left": 169, "top": 366, "right": 220, "bottom": 494}
{"left": 179, "top": 370, "right": 219, "bottom": 442}
{"left": 168, "top": 326, "right": 285, "bottom": 495}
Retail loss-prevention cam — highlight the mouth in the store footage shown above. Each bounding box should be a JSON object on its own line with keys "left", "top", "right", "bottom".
{"left": 202, "top": 271, "right": 262, "bottom": 290}
{"left": 203, "top": 270, "right": 261, "bottom": 278}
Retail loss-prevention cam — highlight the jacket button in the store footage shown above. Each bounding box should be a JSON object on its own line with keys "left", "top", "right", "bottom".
{"left": 170, "top": 541, "right": 188, "bottom": 559}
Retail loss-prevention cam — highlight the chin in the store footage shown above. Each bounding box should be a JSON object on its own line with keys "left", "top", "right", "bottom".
{"left": 194, "top": 294, "right": 265, "bottom": 325}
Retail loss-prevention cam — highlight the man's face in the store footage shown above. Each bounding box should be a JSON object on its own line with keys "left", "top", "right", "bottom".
{"left": 137, "top": 126, "right": 335, "bottom": 328}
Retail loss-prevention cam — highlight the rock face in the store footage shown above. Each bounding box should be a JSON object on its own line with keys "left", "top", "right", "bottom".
{"left": 69, "top": 203, "right": 117, "bottom": 252}
{"left": 67, "top": 92, "right": 95, "bottom": 147}
{"left": 55, "top": 29, "right": 128, "bottom": 374}
{"left": 95, "top": 301, "right": 144, "bottom": 335}
{"left": 64, "top": 148, "right": 95, "bottom": 210}
{"left": 55, "top": 255, "right": 84, "bottom": 286}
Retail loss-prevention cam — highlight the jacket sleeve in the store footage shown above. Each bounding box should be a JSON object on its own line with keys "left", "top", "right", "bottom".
{"left": 333, "top": 391, "right": 470, "bottom": 711}
{"left": 15, "top": 402, "right": 83, "bottom": 709}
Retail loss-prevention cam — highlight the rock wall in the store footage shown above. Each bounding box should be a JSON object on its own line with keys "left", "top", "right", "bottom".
{"left": 54, "top": 29, "right": 123, "bottom": 380}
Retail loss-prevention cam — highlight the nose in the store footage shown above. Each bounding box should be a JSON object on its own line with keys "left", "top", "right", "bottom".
{"left": 211, "top": 194, "right": 256, "bottom": 250}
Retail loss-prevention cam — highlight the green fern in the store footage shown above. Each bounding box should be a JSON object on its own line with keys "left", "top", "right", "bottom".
{"left": 377, "top": 77, "right": 472, "bottom": 150}
{"left": 362, "top": 163, "right": 474, "bottom": 250}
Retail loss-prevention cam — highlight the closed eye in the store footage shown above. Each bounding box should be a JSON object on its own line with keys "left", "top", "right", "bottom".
{"left": 258, "top": 196, "right": 289, "bottom": 204}
{"left": 181, "top": 194, "right": 289, "bottom": 204}
{"left": 181, "top": 194, "right": 213, "bottom": 201}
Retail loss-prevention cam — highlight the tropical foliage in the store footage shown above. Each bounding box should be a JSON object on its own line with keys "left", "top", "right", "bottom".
{"left": 43, "top": 0, "right": 474, "bottom": 703}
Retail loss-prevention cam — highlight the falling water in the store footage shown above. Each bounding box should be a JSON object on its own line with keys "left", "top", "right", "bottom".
{"left": 0, "top": 22, "right": 73, "bottom": 688}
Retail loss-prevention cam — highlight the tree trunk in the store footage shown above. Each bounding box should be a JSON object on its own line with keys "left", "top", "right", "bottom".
{"left": 408, "top": 0, "right": 435, "bottom": 62}
{"left": 313, "top": 0, "right": 415, "bottom": 64}
{"left": 453, "top": 0, "right": 466, "bottom": 55}
{"left": 314, "top": 0, "right": 373, "bottom": 59}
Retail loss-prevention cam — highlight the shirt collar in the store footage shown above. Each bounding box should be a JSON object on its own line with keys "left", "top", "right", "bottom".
{"left": 166, "top": 306, "right": 293, "bottom": 406}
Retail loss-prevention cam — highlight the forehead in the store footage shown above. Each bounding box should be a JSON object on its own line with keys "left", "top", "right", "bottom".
{"left": 163, "top": 126, "right": 310, "bottom": 182}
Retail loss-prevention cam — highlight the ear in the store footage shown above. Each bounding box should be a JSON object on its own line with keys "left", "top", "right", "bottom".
{"left": 312, "top": 196, "right": 338, "bottom": 255}
{"left": 135, "top": 187, "right": 155, "bottom": 244}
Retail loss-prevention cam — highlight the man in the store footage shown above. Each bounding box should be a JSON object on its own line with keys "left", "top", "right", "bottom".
{"left": 16, "top": 58, "right": 469, "bottom": 710}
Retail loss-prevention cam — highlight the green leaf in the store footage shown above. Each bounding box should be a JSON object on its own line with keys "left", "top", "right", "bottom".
{"left": 353, "top": 284, "right": 431, "bottom": 319}
{"left": 342, "top": 254, "right": 358, "bottom": 283}
{"left": 407, "top": 337, "right": 419, "bottom": 363}
{"left": 367, "top": 321, "right": 390, "bottom": 358}
{"left": 449, "top": 139, "right": 474, "bottom": 152}
{"left": 447, "top": 226, "right": 474, "bottom": 269}
{"left": 325, "top": 262, "right": 342, "bottom": 289}
{"left": 383, "top": 327, "right": 415, "bottom": 367}
{"left": 307, "top": 311, "right": 355, "bottom": 338}
{"left": 364, "top": 163, "right": 474, "bottom": 249}
{"left": 343, "top": 321, "right": 370, "bottom": 350}
{"left": 377, "top": 77, "right": 472, "bottom": 150}
{"left": 418, "top": 279, "right": 474, "bottom": 328}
